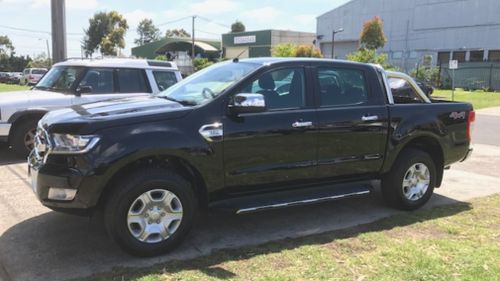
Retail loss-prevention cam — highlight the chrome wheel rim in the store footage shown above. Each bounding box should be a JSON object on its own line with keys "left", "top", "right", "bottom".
{"left": 24, "top": 128, "right": 36, "bottom": 151}
{"left": 127, "top": 189, "right": 183, "bottom": 244}
{"left": 402, "top": 163, "right": 430, "bottom": 201}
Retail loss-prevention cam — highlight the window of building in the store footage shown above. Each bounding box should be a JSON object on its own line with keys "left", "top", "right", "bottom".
{"left": 452, "top": 51, "right": 466, "bottom": 62}
{"left": 488, "top": 50, "right": 500, "bottom": 62}
{"left": 392, "top": 51, "right": 403, "bottom": 59}
{"left": 437, "top": 52, "right": 450, "bottom": 65}
{"left": 469, "top": 51, "right": 484, "bottom": 62}
{"left": 317, "top": 67, "right": 368, "bottom": 107}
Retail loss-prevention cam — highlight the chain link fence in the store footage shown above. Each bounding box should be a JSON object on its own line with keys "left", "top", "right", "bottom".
{"left": 440, "top": 62, "right": 500, "bottom": 91}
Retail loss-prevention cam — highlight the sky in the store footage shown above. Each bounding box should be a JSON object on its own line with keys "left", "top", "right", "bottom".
{"left": 0, "top": 0, "right": 351, "bottom": 58}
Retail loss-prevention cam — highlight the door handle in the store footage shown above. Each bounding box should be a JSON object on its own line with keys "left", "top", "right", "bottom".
{"left": 361, "top": 115, "right": 379, "bottom": 121}
{"left": 292, "top": 121, "right": 313, "bottom": 128}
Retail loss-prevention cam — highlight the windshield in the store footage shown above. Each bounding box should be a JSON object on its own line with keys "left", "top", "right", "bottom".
{"left": 156, "top": 61, "right": 261, "bottom": 106}
{"left": 35, "top": 66, "right": 84, "bottom": 92}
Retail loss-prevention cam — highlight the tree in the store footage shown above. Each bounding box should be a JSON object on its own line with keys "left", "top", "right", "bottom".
{"left": 0, "top": 35, "right": 14, "bottom": 55}
{"left": 360, "top": 16, "right": 387, "bottom": 50}
{"left": 27, "top": 53, "right": 50, "bottom": 68}
{"left": 165, "top": 29, "right": 191, "bottom": 38}
{"left": 231, "top": 20, "right": 245, "bottom": 33}
{"left": 82, "top": 11, "right": 129, "bottom": 57}
{"left": 135, "top": 18, "right": 160, "bottom": 46}
{"left": 346, "top": 48, "right": 394, "bottom": 70}
{"left": 272, "top": 43, "right": 322, "bottom": 58}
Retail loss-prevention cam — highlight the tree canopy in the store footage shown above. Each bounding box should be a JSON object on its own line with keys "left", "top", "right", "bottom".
{"left": 82, "top": 11, "right": 129, "bottom": 57}
{"left": 0, "top": 35, "right": 14, "bottom": 55}
{"left": 135, "top": 18, "right": 160, "bottom": 46}
{"left": 231, "top": 21, "right": 245, "bottom": 33}
{"left": 165, "top": 29, "right": 191, "bottom": 38}
{"left": 360, "top": 16, "right": 387, "bottom": 50}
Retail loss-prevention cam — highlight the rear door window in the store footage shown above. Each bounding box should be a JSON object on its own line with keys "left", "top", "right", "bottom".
{"left": 78, "top": 68, "right": 115, "bottom": 94}
{"left": 116, "top": 68, "right": 151, "bottom": 93}
{"left": 317, "top": 67, "right": 368, "bottom": 107}
{"left": 153, "top": 71, "right": 178, "bottom": 91}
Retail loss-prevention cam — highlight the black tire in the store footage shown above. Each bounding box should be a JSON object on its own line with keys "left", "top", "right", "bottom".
{"left": 10, "top": 119, "right": 38, "bottom": 158}
{"left": 104, "top": 168, "right": 197, "bottom": 257}
{"left": 381, "top": 148, "right": 436, "bottom": 210}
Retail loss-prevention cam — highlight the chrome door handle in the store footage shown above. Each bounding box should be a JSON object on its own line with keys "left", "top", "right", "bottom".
{"left": 292, "top": 121, "right": 313, "bottom": 128}
{"left": 361, "top": 115, "right": 379, "bottom": 121}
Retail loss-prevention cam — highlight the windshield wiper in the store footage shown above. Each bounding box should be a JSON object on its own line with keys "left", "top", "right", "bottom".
{"left": 159, "top": 96, "right": 198, "bottom": 106}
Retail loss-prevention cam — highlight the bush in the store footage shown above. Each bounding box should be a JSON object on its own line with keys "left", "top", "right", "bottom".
{"left": 411, "top": 66, "right": 440, "bottom": 86}
{"left": 271, "top": 43, "right": 322, "bottom": 58}
{"left": 193, "top": 58, "right": 213, "bottom": 71}
{"left": 346, "top": 48, "right": 395, "bottom": 70}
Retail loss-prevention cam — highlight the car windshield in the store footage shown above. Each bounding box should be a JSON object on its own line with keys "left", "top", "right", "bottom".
{"left": 156, "top": 61, "right": 261, "bottom": 106}
{"left": 32, "top": 69, "right": 47, "bottom": 75}
{"left": 35, "top": 66, "right": 84, "bottom": 92}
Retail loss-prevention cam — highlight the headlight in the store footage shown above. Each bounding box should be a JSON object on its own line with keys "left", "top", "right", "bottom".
{"left": 51, "top": 134, "right": 100, "bottom": 154}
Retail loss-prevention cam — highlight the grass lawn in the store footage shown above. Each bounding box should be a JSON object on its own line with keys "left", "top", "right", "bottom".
{"left": 79, "top": 194, "right": 500, "bottom": 281}
{"left": 0, "top": 83, "right": 30, "bottom": 92}
{"left": 432, "top": 89, "right": 500, "bottom": 110}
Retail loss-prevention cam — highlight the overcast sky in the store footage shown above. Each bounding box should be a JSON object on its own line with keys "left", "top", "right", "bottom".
{"left": 0, "top": 0, "right": 350, "bottom": 58}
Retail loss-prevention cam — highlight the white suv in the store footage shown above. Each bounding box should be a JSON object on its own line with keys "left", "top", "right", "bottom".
{"left": 21, "top": 68, "right": 48, "bottom": 85}
{"left": 0, "top": 58, "right": 182, "bottom": 156}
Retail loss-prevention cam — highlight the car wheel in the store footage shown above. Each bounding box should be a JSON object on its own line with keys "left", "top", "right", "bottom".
{"left": 11, "top": 119, "right": 38, "bottom": 157}
{"left": 104, "top": 168, "right": 197, "bottom": 256}
{"left": 381, "top": 148, "right": 436, "bottom": 210}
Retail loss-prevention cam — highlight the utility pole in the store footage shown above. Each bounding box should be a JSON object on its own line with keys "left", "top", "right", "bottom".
{"left": 191, "top": 15, "right": 196, "bottom": 59}
{"left": 51, "top": 0, "right": 67, "bottom": 63}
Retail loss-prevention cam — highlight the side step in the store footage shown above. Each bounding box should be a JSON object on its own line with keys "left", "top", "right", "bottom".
{"left": 210, "top": 182, "right": 372, "bottom": 214}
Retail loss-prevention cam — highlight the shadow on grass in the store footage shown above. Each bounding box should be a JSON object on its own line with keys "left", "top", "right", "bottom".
{"left": 0, "top": 192, "right": 472, "bottom": 281}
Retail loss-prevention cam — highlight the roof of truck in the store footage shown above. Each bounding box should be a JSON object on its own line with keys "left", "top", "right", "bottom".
{"left": 54, "top": 58, "right": 178, "bottom": 70}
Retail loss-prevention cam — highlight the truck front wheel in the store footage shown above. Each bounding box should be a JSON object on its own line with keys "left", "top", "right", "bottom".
{"left": 104, "top": 168, "right": 197, "bottom": 256}
{"left": 382, "top": 149, "right": 436, "bottom": 210}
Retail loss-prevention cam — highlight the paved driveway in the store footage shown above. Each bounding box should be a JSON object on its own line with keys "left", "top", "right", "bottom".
{"left": 1, "top": 109, "right": 499, "bottom": 281}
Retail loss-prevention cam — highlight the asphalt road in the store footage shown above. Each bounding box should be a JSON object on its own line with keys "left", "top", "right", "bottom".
{"left": 0, "top": 109, "right": 499, "bottom": 281}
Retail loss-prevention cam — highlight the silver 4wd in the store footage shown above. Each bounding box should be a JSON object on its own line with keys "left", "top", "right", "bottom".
{"left": 0, "top": 58, "right": 182, "bottom": 156}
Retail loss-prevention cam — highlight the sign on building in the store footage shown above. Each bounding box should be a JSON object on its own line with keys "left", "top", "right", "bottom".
{"left": 449, "top": 60, "right": 458, "bottom": 69}
{"left": 234, "top": 35, "right": 257, "bottom": 45}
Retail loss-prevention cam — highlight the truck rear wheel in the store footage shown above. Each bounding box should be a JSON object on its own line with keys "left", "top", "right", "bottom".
{"left": 11, "top": 119, "right": 38, "bottom": 157}
{"left": 104, "top": 168, "right": 197, "bottom": 256}
{"left": 381, "top": 148, "right": 436, "bottom": 210}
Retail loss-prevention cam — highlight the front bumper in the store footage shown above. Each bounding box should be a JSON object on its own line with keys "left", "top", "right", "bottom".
{"left": 28, "top": 151, "right": 103, "bottom": 214}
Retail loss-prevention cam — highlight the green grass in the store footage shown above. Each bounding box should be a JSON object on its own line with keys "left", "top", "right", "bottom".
{"left": 0, "top": 83, "right": 30, "bottom": 92}
{"left": 432, "top": 89, "right": 500, "bottom": 110}
{"left": 78, "top": 194, "right": 500, "bottom": 281}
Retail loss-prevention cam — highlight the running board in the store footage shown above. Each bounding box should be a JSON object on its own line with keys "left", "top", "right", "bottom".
{"left": 210, "top": 183, "right": 372, "bottom": 214}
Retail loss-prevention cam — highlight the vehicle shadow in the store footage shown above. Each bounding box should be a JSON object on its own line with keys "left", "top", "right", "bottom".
{"left": 0, "top": 144, "right": 24, "bottom": 166}
{"left": 0, "top": 192, "right": 471, "bottom": 281}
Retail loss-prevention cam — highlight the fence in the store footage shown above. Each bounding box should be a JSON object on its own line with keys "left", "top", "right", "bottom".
{"left": 440, "top": 62, "right": 500, "bottom": 91}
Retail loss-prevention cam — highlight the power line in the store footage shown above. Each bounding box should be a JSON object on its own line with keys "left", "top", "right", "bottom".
{"left": 0, "top": 24, "right": 83, "bottom": 36}
{"left": 196, "top": 16, "right": 230, "bottom": 28}
{"left": 157, "top": 16, "right": 193, "bottom": 27}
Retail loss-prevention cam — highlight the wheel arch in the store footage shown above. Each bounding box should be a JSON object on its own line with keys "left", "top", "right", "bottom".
{"left": 7, "top": 110, "right": 47, "bottom": 143}
{"left": 98, "top": 154, "right": 209, "bottom": 210}
{"left": 386, "top": 135, "right": 445, "bottom": 187}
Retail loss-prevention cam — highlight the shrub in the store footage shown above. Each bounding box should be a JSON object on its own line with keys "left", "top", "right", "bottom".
{"left": 271, "top": 43, "right": 322, "bottom": 58}
{"left": 193, "top": 58, "right": 213, "bottom": 71}
{"left": 346, "top": 48, "right": 395, "bottom": 70}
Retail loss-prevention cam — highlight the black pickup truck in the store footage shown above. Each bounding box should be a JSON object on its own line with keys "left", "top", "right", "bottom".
{"left": 28, "top": 58, "right": 474, "bottom": 256}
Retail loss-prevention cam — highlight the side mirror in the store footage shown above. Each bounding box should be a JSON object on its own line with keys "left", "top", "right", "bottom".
{"left": 229, "top": 93, "right": 266, "bottom": 115}
{"left": 75, "top": 86, "right": 92, "bottom": 97}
